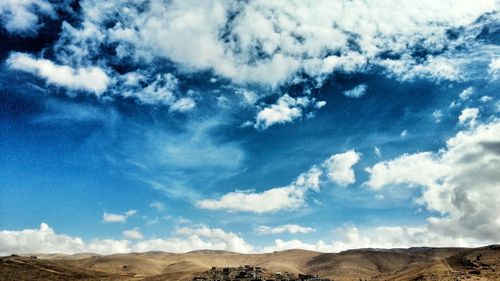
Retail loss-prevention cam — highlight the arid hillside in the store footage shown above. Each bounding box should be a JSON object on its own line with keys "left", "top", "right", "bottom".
{"left": 1, "top": 245, "right": 499, "bottom": 281}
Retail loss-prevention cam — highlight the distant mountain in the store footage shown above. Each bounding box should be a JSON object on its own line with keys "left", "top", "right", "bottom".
{"left": 1, "top": 245, "right": 499, "bottom": 280}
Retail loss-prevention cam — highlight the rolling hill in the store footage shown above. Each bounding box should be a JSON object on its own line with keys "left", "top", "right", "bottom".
{"left": 1, "top": 245, "right": 499, "bottom": 280}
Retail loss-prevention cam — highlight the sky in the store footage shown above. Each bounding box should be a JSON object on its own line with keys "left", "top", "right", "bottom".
{"left": 0, "top": 0, "right": 499, "bottom": 255}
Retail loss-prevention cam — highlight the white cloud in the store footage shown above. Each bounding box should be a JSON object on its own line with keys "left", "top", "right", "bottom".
{"left": 54, "top": 0, "right": 496, "bottom": 86}
{"left": 0, "top": 223, "right": 253, "bottom": 255}
{"left": 197, "top": 186, "right": 305, "bottom": 214}
{"left": 0, "top": 223, "right": 83, "bottom": 255}
{"left": 480, "top": 96, "right": 493, "bottom": 103}
{"left": 322, "top": 150, "right": 361, "bottom": 186}
{"left": 260, "top": 239, "right": 333, "bottom": 253}
{"left": 197, "top": 166, "right": 322, "bottom": 213}
{"left": 259, "top": 221, "right": 492, "bottom": 253}
{"left": 2, "top": 220, "right": 493, "bottom": 256}
{"left": 256, "top": 224, "right": 315, "bottom": 235}
{"left": 374, "top": 147, "right": 381, "bottom": 158}
{"left": 120, "top": 72, "right": 178, "bottom": 106}
{"left": 169, "top": 97, "right": 196, "bottom": 112}
{"left": 365, "top": 120, "right": 500, "bottom": 242}
{"left": 236, "top": 89, "right": 259, "bottom": 106}
{"left": 342, "top": 84, "right": 367, "bottom": 98}
{"left": 6, "top": 52, "right": 109, "bottom": 94}
{"left": 459, "top": 87, "right": 474, "bottom": 101}
{"left": 381, "top": 55, "right": 462, "bottom": 81}
{"left": 0, "top": 0, "right": 55, "bottom": 34}
{"left": 315, "top": 101, "right": 327, "bottom": 109}
{"left": 0, "top": 223, "right": 130, "bottom": 256}
{"left": 123, "top": 228, "right": 143, "bottom": 240}
{"left": 458, "top": 107, "right": 479, "bottom": 126}
{"left": 174, "top": 226, "right": 253, "bottom": 253}
{"left": 102, "top": 210, "right": 137, "bottom": 223}
{"left": 489, "top": 58, "right": 500, "bottom": 77}
{"left": 400, "top": 130, "right": 408, "bottom": 137}
{"left": 198, "top": 148, "right": 362, "bottom": 213}
{"left": 254, "top": 94, "right": 315, "bottom": 129}
{"left": 365, "top": 152, "right": 444, "bottom": 190}
{"left": 432, "top": 110, "right": 443, "bottom": 123}
{"left": 149, "top": 202, "right": 165, "bottom": 211}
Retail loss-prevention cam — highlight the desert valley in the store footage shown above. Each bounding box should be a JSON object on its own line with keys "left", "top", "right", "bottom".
{"left": 1, "top": 246, "right": 500, "bottom": 281}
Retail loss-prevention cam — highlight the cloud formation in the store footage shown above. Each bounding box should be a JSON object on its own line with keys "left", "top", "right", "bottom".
{"left": 198, "top": 149, "right": 362, "bottom": 213}
{"left": 49, "top": 0, "right": 496, "bottom": 88}
{"left": 366, "top": 120, "right": 500, "bottom": 242}
{"left": 0, "top": 223, "right": 252, "bottom": 255}
{"left": 123, "top": 228, "right": 143, "bottom": 240}
{"left": 7, "top": 52, "right": 109, "bottom": 94}
{"left": 102, "top": 210, "right": 137, "bottom": 223}
{"left": 342, "top": 84, "right": 367, "bottom": 99}
{"left": 259, "top": 224, "right": 488, "bottom": 253}
{"left": 458, "top": 108, "right": 479, "bottom": 126}
{"left": 254, "top": 94, "right": 325, "bottom": 129}
{"left": 197, "top": 167, "right": 322, "bottom": 213}
{"left": 322, "top": 150, "right": 361, "bottom": 186}
{"left": 3, "top": 0, "right": 497, "bottom": 131}
{"left": 459, "top": 87, "right": 474, "bottom": 101}
{"left": 0, "top": 0, "right": 55, "bottom": 34}
{"left": 256, "top": 224, "right": 315, "bottom": 235}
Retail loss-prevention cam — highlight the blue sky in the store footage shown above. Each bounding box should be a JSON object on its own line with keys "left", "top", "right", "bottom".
{"left": 0, "top": 0, "right": 499, "bottom": 254}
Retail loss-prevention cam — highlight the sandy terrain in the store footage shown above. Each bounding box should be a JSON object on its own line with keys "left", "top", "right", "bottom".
{"left": 1, "top": 245, "right": 499, "bottom": 280}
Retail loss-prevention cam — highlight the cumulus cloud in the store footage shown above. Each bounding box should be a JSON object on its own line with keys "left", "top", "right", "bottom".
{"left": 5, "top": 53, "right": 196, "bottom": 112}
{"left": 365, "top": 120, "right": 500, "bottom": 243}
{"left": 0, "top": 0, "right": 55, "bottom": 34}
{"left": 2, "top": 221, "right": 491, "bottom": 256}
{"left": 458, "top": 107, "right": 479, "bottom": 126}
{"left": 256, "top": 224, "right": 315, "bottom": 235}
{"left": 322, "top": 150, "right": 361, "bottom": 186}
{"left": 197, "top": 166, "right": 322, "bottom": 213}
{"left": 254, "top": 94, "right": 324, "bottom": 129}
{"left": 198, "top": 148, "right": 363, "bottom": 213}
{"left": 0, "top": 223, "right": 252, "bottom": 255}
{"left": 6, "top": 52, "right": 109, "bottom": 94}
{"left": 342, "top": 84, "right": 367, "bottom": 98}
{"left": 50, "top": 0, "right": 496, "bottom": 88}
{"left": 102, "top": 210, "right": 137, "bottom": 223}
{"left": 489, "top": 58, "right": 500, "bottom": 77}
{"left": 0, "top": 223, "right": 128, "bottom": 255}
{"left": 459, "top": 87, "right": 474, "bottom": 101}
{"left": 260, "top": 224, "right": 491, "bottom": 253}
{"left": 174, "top": 226, "right": 253, "bottom": 253}
{"left": 123, "top": 228, "right": 143, "bottom": 240}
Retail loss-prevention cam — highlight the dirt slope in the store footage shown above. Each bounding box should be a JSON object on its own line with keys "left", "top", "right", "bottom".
{"left": 1, "top": 245, "right": 499, "bottom": 280}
